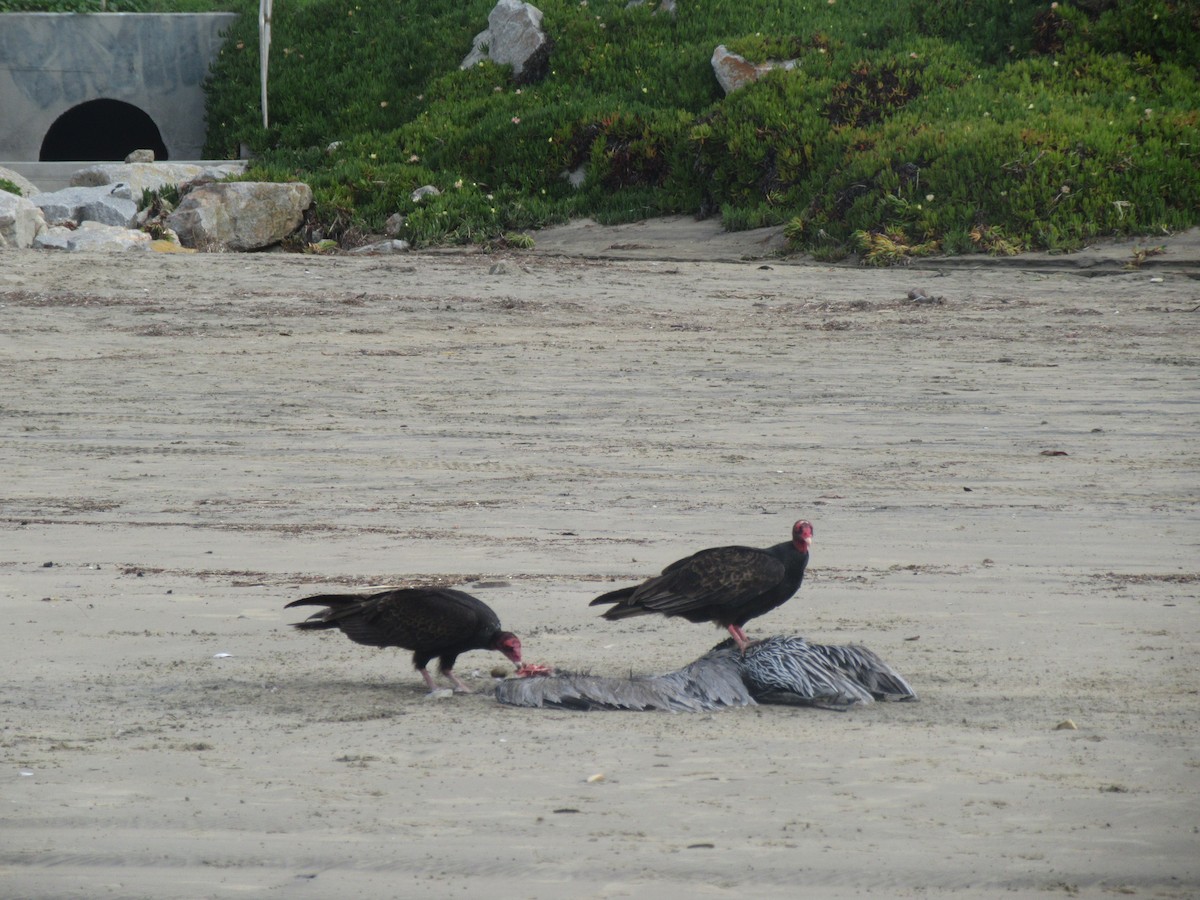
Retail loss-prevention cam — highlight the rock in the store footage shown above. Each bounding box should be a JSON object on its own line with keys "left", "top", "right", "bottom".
{"left": 70, "top": 162, "right": 247, "bottom": 198}
{"left": 165, "top": 181, "right": 313, "bottom": 251}
{"left": 34, "top": 221, "right": 151, "bottom": 252}
{"left": 0, "top": 165, "right": 41, "bottom": 198}
{"left": 0, "top": 190, "right": 48, "bottom": 248}
{"left": 562, "top": 163, "right": 588, "bottom": 190}
{"left": 32, "top": 185, "right": 138, "bottom": 228}
{"left": 32, "top": 225, "right": 72, "bottom": 251}
{"left": 626, "top": 0, "right": 675, "bottom": 14}
{"left": 462, "top": 0, "right": 552, "bottom": 84}
{"left": 411, "top": 185, "right": 441, "bottom": 203}
{"left": 383, "top": 212, "right": 407, "bottom": 236}
{"left": 348, "top": 239, "right": 410, "bottom": 255}
{"left": 124, "top": 149, "right": 156, "bottom": 163}
{"left": 711, "top": 44, "right": 798, "bottom": 95}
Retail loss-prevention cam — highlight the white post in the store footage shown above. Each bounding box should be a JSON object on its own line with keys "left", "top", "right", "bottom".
{"left": 259, "top": 0, "right": 273, "bottom": 129}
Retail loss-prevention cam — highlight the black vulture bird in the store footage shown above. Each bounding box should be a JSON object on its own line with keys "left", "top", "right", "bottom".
{"left": 286, "top": 586, "right": 522, "bottom": 693}
{"left": 590, "top": 520, "right": 814, "bottom": 650}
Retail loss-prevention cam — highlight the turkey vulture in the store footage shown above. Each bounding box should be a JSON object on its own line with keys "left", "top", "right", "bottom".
{"left": 589, "top": 520, "right": 814, "bottom": 650}
{"left": 285, "top": 586, "right": 522, "bottom": 693}
{"left": 495, "top": 635, "right": 916, "bottom": 712}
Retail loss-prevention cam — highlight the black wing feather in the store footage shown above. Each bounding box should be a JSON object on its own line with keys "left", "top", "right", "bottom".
{"left": 593, "top": 546, "right": 785, "bottom": 622}
{"left": 287, "top": 587, "right": 499, "bottom": 652}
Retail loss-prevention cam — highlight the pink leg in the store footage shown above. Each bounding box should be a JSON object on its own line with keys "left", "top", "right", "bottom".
{"left": 446, "top": 670, "right": 473, "bottom": 693}
{"left": 418, "top": 668, "right": 439, "bottom": 691}
{"left": 727, "top": 624, "right": 752, "bottom": 652}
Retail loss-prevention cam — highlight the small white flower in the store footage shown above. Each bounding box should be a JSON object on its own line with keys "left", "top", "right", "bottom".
{"left": 925, "top": 193, "right": 934, "bottom": 202}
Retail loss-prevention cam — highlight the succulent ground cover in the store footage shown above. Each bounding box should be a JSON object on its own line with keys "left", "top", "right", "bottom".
{"left": 9, "top": 0, "right": 1198, "bottom": 259}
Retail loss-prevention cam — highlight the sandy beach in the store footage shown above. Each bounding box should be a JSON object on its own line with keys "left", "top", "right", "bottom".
{"left": 2, "top": 221, "right": 1198, "bottom": 898}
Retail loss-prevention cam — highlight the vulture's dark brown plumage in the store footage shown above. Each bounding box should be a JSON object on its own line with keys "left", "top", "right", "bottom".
{"left": 590, "top": 520, "right": 814, "bottom": 649}
{"left": 286, "top": 586, "right": 522, "bottom": 692}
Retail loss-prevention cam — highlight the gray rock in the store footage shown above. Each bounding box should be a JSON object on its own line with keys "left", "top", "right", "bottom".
{"left": 124, "top": 149, "right": 156, "bottom": 163}
{"left": 626, "top": 0, "right": 676, "bottom": 14}
{"left": 0, "top": 166, "right": 41, "bottom": 198}
{"left": 165, "top": 181, "right": 313, "bottom": 251}
{"left": 348, "top": 239, "right": 411, "bottom": 255}
{"left": 462, "top": 0, "right": 551, "bottom": 84}
{"left": 411, "top": 185, "right": 441, "bottom": 203}
{"left": 32, "top": 185, "right": 138, "bottom": 228}
{"left": 70, "top": 162, "right": 247, "bottom": 198}
{"left": 563, "top": 163, "right": 588, "bottom": 190}
{"left": 31, "top": 224, "right": 72, "bottom": 251}
{"left": 35, "top": 221, "right": 152, "bottom": 252}
{"left": 383, "top": 212, "right": 407, "bottom": 236}
{"left": 711, "top": 44, "right": 797, "bottom": 95}
{"left": 0, "top": 190, "right": 47, "bottom": 248}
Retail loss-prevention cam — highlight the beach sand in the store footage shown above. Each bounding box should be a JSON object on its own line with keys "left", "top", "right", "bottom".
{"left": 2, "top": 222, "right": 1198, "bottom": 898}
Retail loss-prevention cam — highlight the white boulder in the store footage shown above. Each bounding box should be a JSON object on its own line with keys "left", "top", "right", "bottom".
{"left": 462, "top": 0, "right": 551, "bottom": 84}
{"left": 711, "top": 44, "right": 798, "bottom": 95}
{"left": 0, "top": 190, "right": 48, "bottom": 248}
{"left": 165, "top": 181, "right": 313, "bottom": 251}
{"left": 71, "top": 162, "right": 247, "bottom": 198}
{"left": 34, "top": 221, "right": 152, "bottom": 252}
{"left": 32, "top": 185, "right": 138, "bottom": 228}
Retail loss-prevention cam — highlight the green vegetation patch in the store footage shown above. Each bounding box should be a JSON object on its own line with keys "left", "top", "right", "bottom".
{"left": 24, "top": 0, "right": 1190, "bottom": 259}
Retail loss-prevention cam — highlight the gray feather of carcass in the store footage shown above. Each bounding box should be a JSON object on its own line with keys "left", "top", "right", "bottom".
{"left": 495, "top": 635, "right": 917, "bottom": 712}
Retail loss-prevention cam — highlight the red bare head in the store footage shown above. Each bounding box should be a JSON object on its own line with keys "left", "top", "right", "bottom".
{"left": 792, "top": 520, "right": 814, "bottom": 552}
{"left": 493, "top": 632, "right": 523, "bottom": 665}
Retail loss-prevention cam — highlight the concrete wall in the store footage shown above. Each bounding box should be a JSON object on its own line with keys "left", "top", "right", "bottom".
{"left": 0, "top": 12, "right": 238, "bottom": 161}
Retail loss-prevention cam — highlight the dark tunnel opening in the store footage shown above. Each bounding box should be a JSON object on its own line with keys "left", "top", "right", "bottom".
{"left": 40, "top": 99, "right": 169, "bottom": 162}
